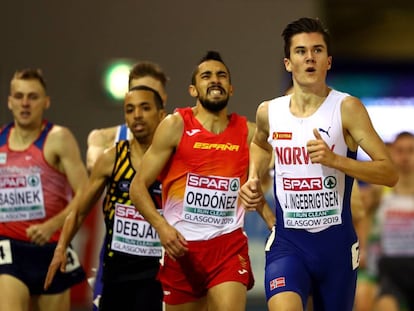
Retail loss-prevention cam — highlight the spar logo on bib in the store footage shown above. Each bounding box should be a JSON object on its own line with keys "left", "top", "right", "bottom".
{"left": 187, "top": 173, "right": 239, "bottom": 191}
{"left": 27, "top": 175, "right": 40, "bottom": 187}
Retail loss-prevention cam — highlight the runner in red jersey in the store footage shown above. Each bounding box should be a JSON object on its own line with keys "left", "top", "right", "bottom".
{"left": 0, "top": 69, "right": 87, "bottom": 311}
{"left": 130, "top": 51, "right": 275, "bottom": 311}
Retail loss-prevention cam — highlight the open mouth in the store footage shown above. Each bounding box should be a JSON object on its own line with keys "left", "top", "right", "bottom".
{"left": 133, "top": 123, "right": 145, "bottom": 131}
{"left": 208, "top": 86, "right": 225, "bottom": 96}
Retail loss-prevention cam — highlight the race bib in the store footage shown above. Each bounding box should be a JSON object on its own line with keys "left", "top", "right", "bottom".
{"left": 0, "top": 172, "right": 46, "bottom": 222}
{"left": 111, "top": 203, "right": 161, "bottom": 257}
{"left": 65, "top": 247, "right": 81, "bottom": 272}
{"left": 0, "top": 240, "right": 13, "bottom": 265}
{"left": 182, "top": 173, "right": 239, "bottom": 227}
{"left": 281, "top": 176, "right": 342, "bottom": 229}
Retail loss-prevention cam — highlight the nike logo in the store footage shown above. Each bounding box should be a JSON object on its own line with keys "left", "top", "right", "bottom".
{"left": 238, "top": 269, "right": 248, "bottom": 275}
{"left": 186, "top": 129, "right": 201, "bottom": 136}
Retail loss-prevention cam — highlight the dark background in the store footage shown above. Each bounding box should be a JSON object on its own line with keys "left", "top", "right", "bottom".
{"left": 1, "top": 1, "right": 414, "bottom": 310}
{"left": 0, "top": 0, "right": 317, "bottom": 157}
{"left": 2, "top": 0, "right": 413, "bottom": 157}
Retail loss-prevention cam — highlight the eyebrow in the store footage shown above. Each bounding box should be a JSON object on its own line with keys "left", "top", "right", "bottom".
{"left": 295, "top": 44, "right": 325, "bottom": 49}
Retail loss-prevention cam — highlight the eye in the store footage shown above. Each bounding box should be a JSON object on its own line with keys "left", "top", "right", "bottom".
{"left": 12, "top": 93, "right": 24, "bottom": 99}
{"left": 125, "top": 105, "right": 134, "bottom": 113}
{"left": 28, "top": 94, "right": 40, "bottom": 100}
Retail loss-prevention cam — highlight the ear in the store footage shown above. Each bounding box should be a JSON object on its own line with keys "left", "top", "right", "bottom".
{"left": 229, "top": 84, "right": 234, "bottom": 96}
{"left": 327, "top": 56, "right": 332, "bottom": 70}
{"left": 159, "top": 108, "right": 167, "bottom": 121}
{"left": 7, "top": 96, "right": 12, "bottom": 110}
{"left": 188, "top": 85, "right": 198, "bottom": 98}
{"left": 284, "top": 58, "right": 292, "bottom": 72}
{"left": 44, "top": 96, "right": 51, "bottom": 110}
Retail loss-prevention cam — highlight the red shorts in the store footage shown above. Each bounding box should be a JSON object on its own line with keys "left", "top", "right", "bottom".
{"left": 158, "top": 229, "right": 254, "bottom": 305}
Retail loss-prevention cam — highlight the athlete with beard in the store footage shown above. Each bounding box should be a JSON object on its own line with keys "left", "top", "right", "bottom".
{"left": 129, "top": 51, "right": 275, "bottom": 311}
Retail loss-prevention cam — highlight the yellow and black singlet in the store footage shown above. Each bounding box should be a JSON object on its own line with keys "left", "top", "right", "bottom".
{"left": 101, "top": 140, "right": 162, "bottom": 282}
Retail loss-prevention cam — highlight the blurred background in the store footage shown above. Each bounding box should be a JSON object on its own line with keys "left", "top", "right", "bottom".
{"left": 1, "top": 0, "right": 414, "bottom": 310}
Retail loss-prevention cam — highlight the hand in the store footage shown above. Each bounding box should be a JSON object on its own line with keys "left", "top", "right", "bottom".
{"left": 306, "top": 128, "right": 336, "bottom": 166}
{"left": 44, "top": 246, "right": 67, "bottom": 290}
{"left": 239, "top": 178, "right": 265, "bottom": 211}
{"left": 157, "top": 223, "right": 188, "bottom": 261}
{"left": 26, "top": 221, "right": 55, "bottom": 245}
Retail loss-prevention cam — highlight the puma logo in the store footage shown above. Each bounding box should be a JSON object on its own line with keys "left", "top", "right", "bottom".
{"left": 318, "top": 127, "right": 331, "bottom": 138}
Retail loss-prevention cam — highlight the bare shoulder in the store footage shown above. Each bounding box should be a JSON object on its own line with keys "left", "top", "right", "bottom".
{"left": 48, "top": 124, "right": 76, "bottom": 143}
{"left": 258, "top": 100, "right": 270, "bottom": 112}
{"left": 87, "top": 125, "right": 119, "bottom": 149}
{"left": 159, "top": 112, "right": 183, "bottom": 134}
{"left": 43, "top": 125, "right": 82, "bottom": 169}
{"left": 341, "top": 95, "right": 366, "bottom": 115}
{"left": 91, "top": 144, "right": 117, "bottom": 177}
{"left": 246, "top": 120, "right": 256, "bottom": 144}
{"left": 153, "top": 112, "right": 183, "bottom": 148}
{"left": 340, "top": 95, "right": 373, "bottom": 129}
{"left": 256, "top": 100, "right": 270, "bottom": 128}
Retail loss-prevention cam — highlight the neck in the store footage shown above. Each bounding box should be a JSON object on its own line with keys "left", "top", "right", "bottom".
{"left": 193, "top": 105, "right": 228, "bottom": 134}
{"left": 393, "top": 173, "right": 414, "bottom": 195}
{"left": 11, "top": 122, "right": 43, "bottom": 147}
{"left": 290, "top": 86, "right": 331, "bottom": 117}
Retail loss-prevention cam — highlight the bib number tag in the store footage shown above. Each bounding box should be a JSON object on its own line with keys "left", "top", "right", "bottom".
{"left": 0, "top": 240, "right": 13, "bottom": 265}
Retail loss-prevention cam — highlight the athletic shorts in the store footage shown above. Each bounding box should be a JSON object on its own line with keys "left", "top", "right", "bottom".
{"left": 265, "top": 225, "right": 358, "bottom": 311}
{"left": 0, "top": 236, "right": 85, "bottom": 295}
{"left": 378, "top": 256, "right": 414, "bottom": 311}
{"left": 99, "top": 278, "right": 163, "bottom": 311}
{"left": 159, "top": 228, "right": 254, "bottom": 305}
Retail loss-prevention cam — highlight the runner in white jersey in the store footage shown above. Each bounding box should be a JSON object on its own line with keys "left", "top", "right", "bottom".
{"left": 269, "top": 90, "right": 349, "bottom": 232}
{"left": 240, "top": 17, "right": 398, "bottom": 311}
{"left": 371, "top": 131, "right": 414, "bottom": 311}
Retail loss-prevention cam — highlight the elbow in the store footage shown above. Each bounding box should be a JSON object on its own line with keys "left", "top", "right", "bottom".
{"left": 386, "top": 171, "right": 399, "bottom": 187}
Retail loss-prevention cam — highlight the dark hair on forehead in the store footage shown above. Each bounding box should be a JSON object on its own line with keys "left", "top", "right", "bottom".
{"left": 282, "top": 17, "right": 331, "bottom": 58}
{"left": 11, "top": 68, "right": 47, "bottom": 91}
{"left": 191, "top": 50, "right": 231, "bottom": 85}
{"left": 128, "top": 85, "right": 164, "bottom": 110}
{"left": 128, "top": 61, "right": 169, "bottom": 88}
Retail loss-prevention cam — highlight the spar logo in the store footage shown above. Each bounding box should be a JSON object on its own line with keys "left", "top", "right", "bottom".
{"left": 187, "top": 173, "right": 239, "bottom": 191}
{"left": 283, "top": 177, "right": 322, "bottom": 191}
{"left": 0, "top": 176, "right": 27, "bottom": 189}
{"left": 324, "top": 176, "right": 337, "bottom": 189}
{"left": 115, "top": 204, "right": 144, "bottom": 220}
{"left": 27, "top": 175, "right": 40, "bottom": 187}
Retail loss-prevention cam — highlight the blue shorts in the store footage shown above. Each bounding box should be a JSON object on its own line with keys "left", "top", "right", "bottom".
{"left": 0, "top": 236, "right": 85, "bottom": 295}
{"left": 264, "top": 225, "right": 358, "bottom": 311}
